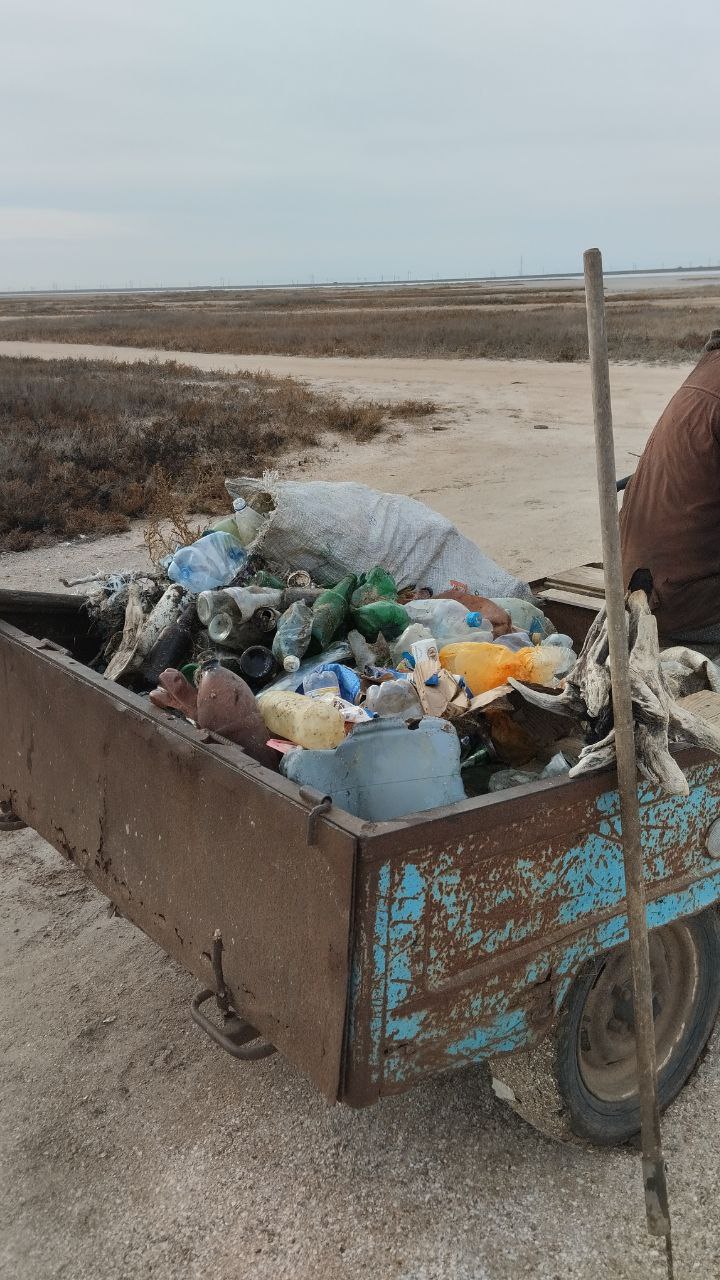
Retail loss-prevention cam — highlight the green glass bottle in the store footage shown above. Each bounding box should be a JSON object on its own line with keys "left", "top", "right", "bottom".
{"left": 350, "top": 566, "right": 398, "bottom": 609}
{"left": 310, "top": 574, "right": 357, "bottom": 649}
{"left": 349, "top": 600, "right": 410, "bottom": 641}
{"left": 250, "top": 570, "right": 286, "bottom": 590}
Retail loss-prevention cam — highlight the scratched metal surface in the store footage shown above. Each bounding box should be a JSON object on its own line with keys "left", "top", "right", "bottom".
{"left": 0, "top": 617, "right": 358, "bottom": 1101}
{"left": 344, "top": 755, "right": 720, "bottom": 1104}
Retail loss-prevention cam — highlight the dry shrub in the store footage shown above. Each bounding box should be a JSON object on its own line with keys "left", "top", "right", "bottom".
{"left": 0, "top": 356, "right": 438, "bottom": 551}
{"left": 143, "top": 472, "right": 204, "bottom": 566}
{"left": 386, "top": 399, "right": 437, "bottom": 418}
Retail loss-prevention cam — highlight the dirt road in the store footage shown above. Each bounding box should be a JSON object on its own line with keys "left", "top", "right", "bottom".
{"left": 2, "top": 342, "right": 718, "bottom": 1280}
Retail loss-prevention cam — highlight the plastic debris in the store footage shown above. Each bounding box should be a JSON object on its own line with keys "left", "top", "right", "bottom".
{"left": 69, "top": 482, "right": 595, "bottom": 816}
{"left": 280, "top": 716, "right": 466, "bottom": 821}
{"left": 167, "top": 531, "right": 247, "bottom": 592}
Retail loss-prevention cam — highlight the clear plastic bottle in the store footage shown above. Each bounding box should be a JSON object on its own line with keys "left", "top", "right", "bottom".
{"left": 364, "top": 679, "right": 423, "bottom": 721}
{"left": 272, "top": 600, "right": 313, "bottom": 672}
{"left": 167, "top": 532, "right": 247, "bottom": 592}
{"left": 439, "top": 641, "right": 564, "bottom": 694}
{"left": 491, "top": 629, "right": 534, "bottom": 652}
{"left": 232, "top": 498, "right": 266, "bottom": 546}
{"left": 490, "top": 598, "right": 555, "bottom": 640}
{"left": 541, "top": 635, "right": 577, "bottom": 676}
{"left": 257, "top": 689, "right": 346, "bottom": 749}
{"left": 303, "top": 668, "right": 341, "bottom": 700}
{"left": 404, "top": 599, "right": 492, "bottom": 645}
{"left": 390, "top": 623, "right": 434, "bottom": 665}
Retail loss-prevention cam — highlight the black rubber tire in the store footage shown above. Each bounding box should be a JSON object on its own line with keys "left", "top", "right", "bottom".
{"left": 555, "top": 909, "right": 720, "bottom": 1145}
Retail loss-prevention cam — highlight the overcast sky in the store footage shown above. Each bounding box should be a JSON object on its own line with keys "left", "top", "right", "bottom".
{"left": 3, "top": 0, "right": 719, "bottom": 291}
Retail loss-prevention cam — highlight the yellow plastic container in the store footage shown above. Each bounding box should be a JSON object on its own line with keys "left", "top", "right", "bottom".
{"left": 439, "top": 641, "right": 563, "bottom": 694}
{"left": 257, "top": 690, "right": 346, "bottom": 750}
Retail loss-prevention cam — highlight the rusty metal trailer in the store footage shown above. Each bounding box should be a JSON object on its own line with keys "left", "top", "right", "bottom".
{"left": 2, "top": 585, "right": 720, "bottom": 1144}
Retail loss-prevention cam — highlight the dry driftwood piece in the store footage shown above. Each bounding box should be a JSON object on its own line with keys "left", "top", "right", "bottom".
{"left": 509, "top": 591, "right": 720, "bottom": 796}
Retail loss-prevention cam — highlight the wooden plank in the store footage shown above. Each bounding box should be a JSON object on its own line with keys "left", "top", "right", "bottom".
{"left": 542, "top": 565, "right": 607, "bottom": 596}
{"left": 536, "top": 587, "right": 604, "bottom": 613}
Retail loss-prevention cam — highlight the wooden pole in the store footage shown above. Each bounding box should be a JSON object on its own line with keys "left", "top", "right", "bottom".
{"left": 583, "top": 248, "right": 673, "bottom": 1272}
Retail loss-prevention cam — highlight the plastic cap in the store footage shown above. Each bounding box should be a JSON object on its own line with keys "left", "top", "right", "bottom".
{"left": 466, "top": 612, "right": 486, "bottom": 628}
{"left": 283, "top": 655, "right": 301, "bottom": 672}
{"left": 232, "top": 498, "right": 247, "bottom": 513}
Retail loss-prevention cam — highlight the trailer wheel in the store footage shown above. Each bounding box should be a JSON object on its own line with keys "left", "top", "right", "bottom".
{"left": 489, "top": 909, "right": 720, "bottom": 1146}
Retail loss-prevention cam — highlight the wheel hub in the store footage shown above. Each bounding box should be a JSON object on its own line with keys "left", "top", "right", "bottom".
{"left": 578, "top": 923, "right": 700, "bottom": 1103}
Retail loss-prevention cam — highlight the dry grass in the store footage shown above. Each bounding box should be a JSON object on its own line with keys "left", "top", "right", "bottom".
{"left": 0, "top": 356, "right": 436, "bottom": 551}
{"left": 1, "top": 279, "right": 718, "bottom": 361}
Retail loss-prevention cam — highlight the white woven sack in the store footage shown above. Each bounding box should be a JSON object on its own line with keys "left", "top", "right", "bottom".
{"left": 226, "top": 473, "right": 531, "bottom": 599}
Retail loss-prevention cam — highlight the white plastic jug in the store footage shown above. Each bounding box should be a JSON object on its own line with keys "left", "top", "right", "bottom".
{"left": 257, "top": 689, "right": 346, "bottom": 749}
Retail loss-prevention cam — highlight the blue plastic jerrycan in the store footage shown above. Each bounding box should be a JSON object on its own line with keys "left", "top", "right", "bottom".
{"left": 280, "top": 715, "right": 466, "bottom": 821}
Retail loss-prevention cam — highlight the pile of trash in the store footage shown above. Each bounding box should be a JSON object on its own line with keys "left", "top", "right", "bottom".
{"left": 80, "top": 476, "right": 720, "bottom": 818}
{"left": 77, "top": 478, "right": 583, "bottom": 820}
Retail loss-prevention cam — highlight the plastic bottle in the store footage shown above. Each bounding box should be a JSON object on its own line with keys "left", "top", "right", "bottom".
{"left": 311, "top": 575, "right": 358, "bottom": 649}
{"left": 232, "top": 498, "right": 266, "bottom": 546}
{"left": 349, "top": 600, "right": 410, "bottom": 641}
{"left": 541, "top": 636, "right": 577, "bottom": 677}
{"left": 196, "top": 662, "right": 277, "bottom": 767}
{"left": 347, "top": 628, "right": 393, "bottom": 672}
{"left": 404, "top": 599, "right": 492, "bottom": 645}
{"left": 350, "top": 567, "right": 398, "bottom": 608}
{"left": 490, "top": 598, "right": 555, "bottom": 640}
{"left": 209, "top": 514, "right": 243, "bottom": 541}
{"left": 302, "top": 663, "right": 361, "bottom": 703}
{"left": 303, "top": 668, "right": 341, "bottom": 699}
{"left": 272, "top": 600, "right": 313, "bottom": 672}
{"left": 492, "top": 630, "right": 534, "bottom": 652}
{"left": 261, "top": 641, "right": 353, "bottom": 694}
{"left": 167, "top": 532, "right": 247, "bottom": 592}
{"left": 390, "top": 623, "right": 433, "bottom": 666}
{"left": 257, "top": 689, "right": 346, "bottom": 749}
{"left": 364, "top": 679, "right": 423, "bottom": 721}
{"left": 439, "top": 641, "right": 564, "bottom": 694}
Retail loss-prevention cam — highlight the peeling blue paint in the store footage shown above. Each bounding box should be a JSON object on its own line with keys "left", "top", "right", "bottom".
{"left": 354, "top": 761, "right": 720, "bottom": 1093}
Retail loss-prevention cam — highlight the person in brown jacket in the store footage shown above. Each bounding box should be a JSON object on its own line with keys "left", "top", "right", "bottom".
{"left": 620, "top": 331, "right": 720, "bottom": 644}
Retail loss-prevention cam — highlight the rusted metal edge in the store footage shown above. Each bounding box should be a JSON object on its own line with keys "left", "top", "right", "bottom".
{"left": 0, "top": 616, "right": 366, "bottom": 838}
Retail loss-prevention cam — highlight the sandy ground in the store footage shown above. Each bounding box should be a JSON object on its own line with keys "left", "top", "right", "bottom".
{"left": 2, "top": 342, "right": 718, "bottom": 1280}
